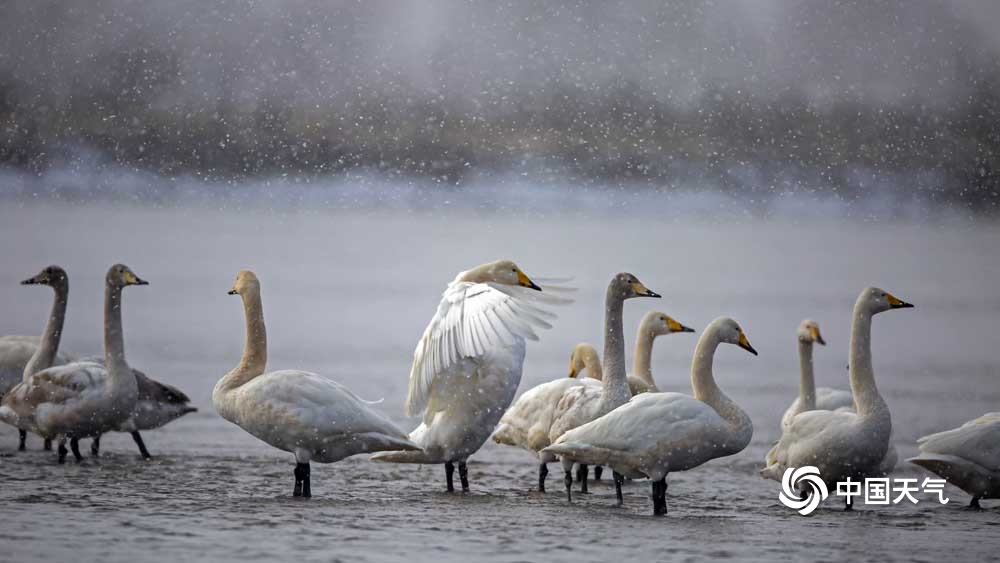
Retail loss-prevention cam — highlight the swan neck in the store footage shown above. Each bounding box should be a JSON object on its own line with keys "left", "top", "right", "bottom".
{"left": 23, "top": 282, "right": 68, "bottom": 380}
{"left": 601, "top": 287, "right": 631, "bottom": 408}
{"left": 584, "top": 348, "right": 603, "bottom": 381}
{"left": 691, "top": 329, "right": 721, "bottom": 404}
{"left": 632, "top": 322, "right": 656, "bottom": 387}
{"left": 849, "top": 304, "right": 883, "bottom": 417}
{"left": 690, "top": 324, "right": 751, "bottom": 438}
{"left": 104, "top": 282, "right": 129, "bottom": 373}
{"left": 798, "top": 340, "right": 816, "bottom": 410}
{"left": 235, "top": 288, "right": 268, "bottom": 383}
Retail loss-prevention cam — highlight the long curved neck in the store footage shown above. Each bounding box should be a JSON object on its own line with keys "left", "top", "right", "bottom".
{"left": 691, "top": 329, "right": 722, "bottom": 404}
{"left": 691, "top": 326, "right": 749, "bottom": 435}
{"left": 23, "top": 282, "right": 69, "bottom": 380}
{"left": 104, "top": 282, "right": 129, "bottom": 374}
{"left": 600, "top": 287, "right": 630, "bottom": 409}
{"left": 632, "top": 318, "right": 657, "bottom": 387}
{"left": 222, "top": 289, "right": 268, "bottom": 391}
{"left": 849, "top": 303, "right": 884, "bottom": 417}
{"left": 797, "top": 340, "right": 816, "bottom": 410}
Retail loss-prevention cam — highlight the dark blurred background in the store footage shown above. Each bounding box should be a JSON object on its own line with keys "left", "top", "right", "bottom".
{"left": 1, "top": 1, "right": 999, "bottom": 211}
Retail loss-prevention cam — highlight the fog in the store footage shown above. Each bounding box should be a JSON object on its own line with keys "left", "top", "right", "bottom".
{"left": 1, "top": 1, "right": 999, "bottom": 211}
{"left": 5, "top": 1, "right": 999, "bottom": 108}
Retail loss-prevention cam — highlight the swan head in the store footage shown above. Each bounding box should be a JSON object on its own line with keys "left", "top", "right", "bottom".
{"left": 857, "top": 286, "right": 914, "bottom": 315}
{"left": 568, "top": 342, "right": 602, "bottom": 379}
{"left": 21, "top": 265, "right": 68, "bottom": 289}
{"left": 710, "top": 317, "right": 757, "bottom": 356}
{"left": 610, "top": 272, "right": 660, "bottom": 300}
{"left": 107, "top": 264, "right": 148, "bottom": 288}
{"left": 458, "top": 259, "right": 541, "bottom": 290}
{"left": 641, "top": 310, "right": 695, "bottom": 337}
{"left": 796, "top": 319, "right": 825, "bottom": 345}
{"left": 228, "top": 270, "right": 260, "bottom": 296}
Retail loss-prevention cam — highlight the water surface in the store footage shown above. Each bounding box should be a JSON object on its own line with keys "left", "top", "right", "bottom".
{"left": 1, "top": 202, "right": 998, "bottom": 562}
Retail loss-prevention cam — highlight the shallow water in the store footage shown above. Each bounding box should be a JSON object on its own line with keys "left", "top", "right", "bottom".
{"left": 0, "top": 202, "right": 998, "bottom": 562}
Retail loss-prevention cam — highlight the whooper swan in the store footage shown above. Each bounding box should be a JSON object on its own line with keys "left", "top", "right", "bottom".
{"left": 544, "top": 316, "right": 757, "bottom": 515}
{"left": 371, "top": 260, "right": 571, "bottom": 492}
{"left": 761, "top": 287, "right": 913, "bottom": 509}
{"left": 213, "top": 270, "right": 419, "bottom": 498}
{"left": 0, "top": 264, "right": 147, "bottom": 462}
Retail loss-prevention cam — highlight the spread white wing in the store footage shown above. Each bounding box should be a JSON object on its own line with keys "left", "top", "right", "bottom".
{"left": 405, "top": 280, "right": 572, "bottom": 417}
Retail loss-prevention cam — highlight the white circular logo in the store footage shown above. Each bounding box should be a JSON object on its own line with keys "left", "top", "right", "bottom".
{"left": 779, "top": 466, "right": 829, "bottom": 515}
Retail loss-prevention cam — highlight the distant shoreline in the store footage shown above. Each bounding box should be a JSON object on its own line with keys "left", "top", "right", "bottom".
{"left": 1, "top": 163, "right": 992, "bottom": 224}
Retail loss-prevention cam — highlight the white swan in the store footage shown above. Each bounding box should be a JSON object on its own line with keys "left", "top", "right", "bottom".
{"left": 492, "top": 342, "right": 603, "bottom": 491}
{"left": 780, "top": 318, "right": 898, "bottom": 474}
{"left": 908, "top": 413, "right": 1000, "bottom": 508}
{"left": 213, "top": 270, "right": 419, "bottom": 498}
{"left": 0, "top": 266, "right": 75, "bottom": 401}
{"left": 547, "top": 273, "right": 661, "bottom": 501}
{"left": 629, "top": 311, "right": 694, "bottom": 395}
{"left": 371, "top": 260, "right": 571, "bottom": 492}
{"left": 0, "top": 264, "right": 146, "bottom": 462}
{"left": 779, "top": 320, "right": 853, "bottom": 428}
{"left": 761, "top": 287, "right": 913, "bottom": 508}
{"left": 544, "top": 316, "right": 757, "bottom": 515}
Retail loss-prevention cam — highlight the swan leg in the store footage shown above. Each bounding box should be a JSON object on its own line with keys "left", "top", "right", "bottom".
{"left": 131, "top": 432, "right": 152, "bottom": 459}
{"left": 970, "top": 496, "right": 982, "bottom": 509}
{"left": 57, "top": 439, "right": 68, "bottom": 464}
{"left": 844, "top": 496, "right": 854, "bottom": 511}
{"left": 43, "top": 439, "right": 52, "bottom": 451}
{"left": 91, "top": 435, "right": 101, "bottom": 457}
{"left": 651, "top": 478, "right": 668, "bottom": 516}
{"left": 445, "top": 461, "right": 455, "bottom": 492}
{"left": 564, "top": 470, "right": 573, "bottom": 502}
{"left": 614, "top": 471, "right": 625, "bottom": 506}
{"left": 579, "top": 464, "right": 589, "bottom": 493}
{"left": 458, "top": 461, "right": 469, "bottom": 492}
{"left": 293, "top": 462, "right": 311, "bottom": 498}
{"left": 575, "top": 464, "right": 586, "bottom": 483}
{"left": 538, "top": 463, "right": 548, "bottom": 493}
{"left": 593, "top": 466, "right": 603, "bottom": 481}
{"left": 17, "top": 430, "right": 27, "bottom": 451}
{"left": 69, "top": 438, "right": 83, "bottom": 462}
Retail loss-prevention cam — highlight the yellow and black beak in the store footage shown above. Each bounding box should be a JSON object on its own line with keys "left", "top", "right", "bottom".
{"left": 632, "top": 281, "right": 661, "bottom": 298}
{"left": 738, "top": 330, "right": 758, "bottom": 356}
{"left": 123, "top": 270, "right": 148, "bottom": 286}
{"left": 666, "top": 317, "right": 695, "bottom": 333}
{"left": 809, "top": 325, "right": 826, "bottom": 346}
{"left": 227, "top": 289, "right": 238, "bottom": 295}
{"left": 886, "top": 293, "right": 914, "bottom": 309}
{"left": 517, "top": 270, "right": 542, "bottom": 291}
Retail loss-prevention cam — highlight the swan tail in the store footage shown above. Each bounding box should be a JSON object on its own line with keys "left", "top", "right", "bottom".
{"left": 359, "top": 432, "right": 422, "bottom": 454}
{"left": 370, "top": 448, "right": 433, "bottom": 463}
{"left": 907, "top": 453, "right": 964, "bottom": 475}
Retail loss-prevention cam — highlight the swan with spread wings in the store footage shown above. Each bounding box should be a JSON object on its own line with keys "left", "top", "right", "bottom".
{"left": 372, "top": 259, "right": 571, "bottom": 492}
